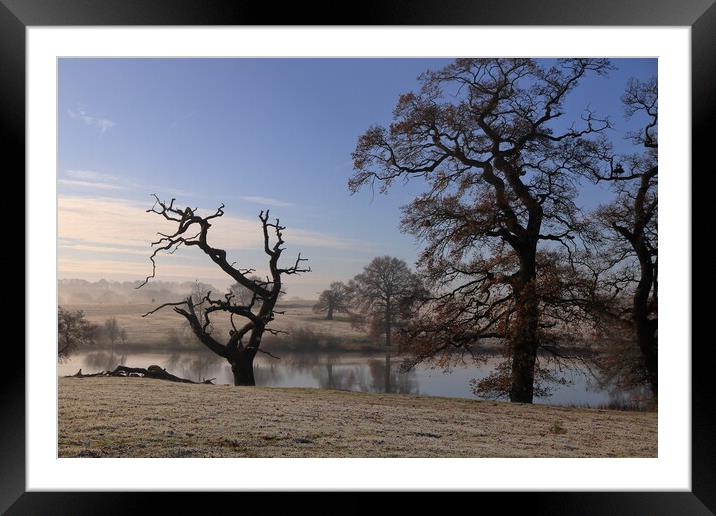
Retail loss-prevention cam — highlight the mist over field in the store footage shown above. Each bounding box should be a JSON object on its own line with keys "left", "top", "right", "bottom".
{"left": 58, "top": 278, "right": 222, "bottom": 306}
{"left": 58, "top": 278, "right": 379, "bottom": 354}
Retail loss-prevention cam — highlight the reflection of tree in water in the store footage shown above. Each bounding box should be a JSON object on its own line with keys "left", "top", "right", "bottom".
{"left": 604, "top": 384, "right": 652, "bottom": 409}
{"left": 84, "top": 351, "right": 127, "bottom": 372}
{"left": 315, "top": 360, "right": 359, "bottom": 391}
{"left": 364, "top": 355, "right": 418, "bottom": 394}
{"left": 284, "top": 353, "right": 419, "bottom": 394}
{"left": 254, "top": 361, "right": 286, "bottom": 386}
{"left": 575, "top": 356, "right": 649, "bottom": 409}
{"left": 165, "top": 350, "right": 226, "bottom": 383}
{"left": 72, "top": 348, "right": 638, "bottom": 406}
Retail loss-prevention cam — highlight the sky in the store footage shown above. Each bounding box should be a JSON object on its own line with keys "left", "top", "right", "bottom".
{"left": 58, "top": 58, "right": 657, "bottom": 298}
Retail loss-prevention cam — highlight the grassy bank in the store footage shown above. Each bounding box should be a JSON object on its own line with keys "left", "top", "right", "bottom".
{"left": 59, "top": 377, "right": 657, "bottom": 458}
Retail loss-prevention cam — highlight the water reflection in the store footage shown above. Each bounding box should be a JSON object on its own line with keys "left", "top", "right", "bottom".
{"left": 58, "top": 350, "right": 640, "bottom": 408}
{"left": 165, "top": 350, "right": 224, "bottom": 383}
{"left": 253, "top": 353, "right": 419, "bottom": 394}
{"left": 304, "top": 354, "right": 417, "bottom": 394}
{"left": 81, "top": 351, "right": 129, "bottom": 373}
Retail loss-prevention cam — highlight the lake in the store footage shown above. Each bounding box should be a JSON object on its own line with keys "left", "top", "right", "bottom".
{"left": 58, "top": 349, "right": 645, "bottom": 408}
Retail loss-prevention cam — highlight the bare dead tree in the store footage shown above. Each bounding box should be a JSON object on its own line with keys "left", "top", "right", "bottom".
{"left": 138, "top": 196, "right": 310, "bottom": 386}
{"left": 350, "top": 58, "right": 612, "bottom": 402}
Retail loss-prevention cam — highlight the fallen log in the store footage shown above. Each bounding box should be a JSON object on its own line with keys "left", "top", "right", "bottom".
{"left": 67, "top": 365, "right": 206, "bottom": 384}
{"left": 112, "top": 365, "right": 196, "bottom": 383}
{"left": 73, "top": 368, "right": 109, "bottom": 378}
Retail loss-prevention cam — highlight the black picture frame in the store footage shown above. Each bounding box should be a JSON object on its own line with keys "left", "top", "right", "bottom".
{"left": 3, "top": 1, "right": 709, "bottom": 513}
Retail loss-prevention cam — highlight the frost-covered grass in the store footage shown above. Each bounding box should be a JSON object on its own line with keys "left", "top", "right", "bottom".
{"left": 59, "top": 377, "right": 657, "bottom": 458}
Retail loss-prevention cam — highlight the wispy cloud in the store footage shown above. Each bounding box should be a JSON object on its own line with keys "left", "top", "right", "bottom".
{"left": 58, "top": 196, "right": 367, "bottom": 252}
{"left": 59, "top": 240, "right": 154, "bottom": 257}
{"left": 59, "top": 175, "right": 290, "bottom": 206}
{"left": 58, "top": 256, "right": 228, "bottom": 283}
{"left": 58, "top": 196, "right": 375, "bottom": 296}
{"left": 58, "top": 170, "right": 196, "bottom": 198}
{"left": 239, "top": 196, "right": 294, "bottom": 208}
{"left": 58, "top": 196, "right": 370, "bottom": 294}
{"left": 58, "top": 179, "right": 124, "bottom": 190}
{"left": 65, "top": 170, "right": 119, "bottom": 181}
{"left": 59, "top": 170, "right": 125, "bottom": 190}
{"left": 68, "top": 106, "right": 115, "bottom": 134}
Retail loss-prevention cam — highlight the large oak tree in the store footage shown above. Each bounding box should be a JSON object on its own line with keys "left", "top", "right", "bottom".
{"left": 349, "top": 58, "right": 612, "bottom": 402}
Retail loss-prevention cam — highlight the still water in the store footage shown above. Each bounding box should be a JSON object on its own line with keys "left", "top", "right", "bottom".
{"left": 58, "top": 349, "right": 640, "bottom": 408}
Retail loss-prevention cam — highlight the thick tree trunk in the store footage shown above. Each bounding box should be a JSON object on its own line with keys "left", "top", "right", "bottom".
{"left": 385, "top": 299, "right": 392, "bottom": 347}
{"left": 326, "top": 304, "right": 334, "bottom": 320}
{"left": 509, "top": 253, "right": 540, "bottom": 404}
{"left": 631, "top": 169, "right": 658, "bottom": 399}
{"left": 635, "top": 317, "right": 658, "bottom": 399}
{"left": 633, "top": 259, "right": 657, "bottom": 399}
{"left": 230, "top": 352, "right": 256, "bottom": 386}
{"left": 385, "top": 354, "right": 392, "bottom": 393}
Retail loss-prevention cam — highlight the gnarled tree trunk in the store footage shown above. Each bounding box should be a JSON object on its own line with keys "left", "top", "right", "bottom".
{"left": 230, "top": 351, "right": 257, "bottom": 386}
{"left": 634, "top": 253, "right": 657, "bottom": 399}
{"left": 509, "top": 253, "right": 540, "bottom": 403}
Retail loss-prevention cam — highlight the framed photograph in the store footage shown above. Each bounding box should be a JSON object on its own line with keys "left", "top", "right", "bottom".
{"left": 5, "top": 0, "right": 709, "bottom": 513}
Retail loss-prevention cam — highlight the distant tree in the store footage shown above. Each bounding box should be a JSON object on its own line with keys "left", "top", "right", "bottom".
{"left": 101, "top": 317, "right": 128, "bottom": 368}
{"left": 190, "top": 281, "right": 214, "bottom": 304}
{"left": 186, "top": 281, "right": 215, "bottom": 334}
{"left": 348, "top": 256, "right": 426, "bottom": 346}
{"left": 103, "top": 317, "right": 122, "bottom": 348}
{"left": 229, "top": 276, "right": 285, "bottom": 308}
{"left": 139, "top": 197, "right": 310, "bottom": 385}
{"left": 58, "top": 306, "right": 97, "bottom": 360}
{"left": 349, "top": 58, "right": 612, "bottom": 402}
{"left": 313, "top": 281, "right": 351, "bottom": 320}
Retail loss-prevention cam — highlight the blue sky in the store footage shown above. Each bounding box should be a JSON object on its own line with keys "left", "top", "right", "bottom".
{"left": 58, "top": 58, "right": 657, "bottom": 298}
